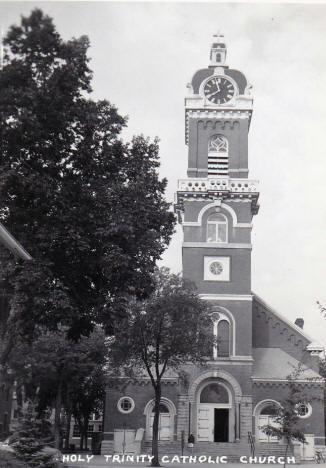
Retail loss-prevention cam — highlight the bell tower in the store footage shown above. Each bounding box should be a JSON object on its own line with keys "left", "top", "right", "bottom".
{"left": 175, "top": 35, "right": 259, "bottom": 358}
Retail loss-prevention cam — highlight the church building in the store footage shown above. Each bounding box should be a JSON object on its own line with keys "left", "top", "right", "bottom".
{"left": 102, "top": 35, "right": 325, "bottom": 460}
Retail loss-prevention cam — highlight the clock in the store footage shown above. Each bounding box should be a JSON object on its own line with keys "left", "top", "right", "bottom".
{"left": 209, "top": 261, "right": 223, "bottom": 275}
{"left": 203, "top": 76, "right": 235, "bottom": 104}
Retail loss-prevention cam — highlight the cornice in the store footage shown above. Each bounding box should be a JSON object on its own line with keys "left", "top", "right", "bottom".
{"left": 253, "top": 293, "right": 313, "bottom": 349}
{"left": 106, "top": 376, "right": 178, "bottom": 386}
{"left": 199, "top": 293, "right": 253, "bottom": 301}
{"left": 185, "top": 108, "right": 252, "bottom": 144}
{"left": 182, "top": 242, "right": 252, "bottom": 250}
{"left": 252, "top": 378, "right": 324, "bottom": 388}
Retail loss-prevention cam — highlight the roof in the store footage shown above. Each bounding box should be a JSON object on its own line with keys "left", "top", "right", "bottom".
{"left": 253, "top": 292, "right": 316, "bottom": 345}
{"left": 252, "top": 347, "right": 322, "bottom": 381}
{"left": 0, "top": 222, "right": 32, "bottom": 261}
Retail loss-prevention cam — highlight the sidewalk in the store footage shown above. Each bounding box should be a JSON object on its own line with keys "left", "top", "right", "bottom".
{"left": 63, "top": 454, "right": 324, "bottom": 468}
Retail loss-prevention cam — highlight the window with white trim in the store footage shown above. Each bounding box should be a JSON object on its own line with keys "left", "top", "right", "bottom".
{"left": 207, "top": 213, "right": 227, "bottom": 243}
{"left": 117, "top": 396, "right": 135, "bottom": 414}
{"left": 296, "top": 403, "right": 312, "bottom": 419}
{"left": 208, "top": 135, "right": 229, "bottom": 177}
{"left": 211, "top": 311, "right": 231, "bottom": 359}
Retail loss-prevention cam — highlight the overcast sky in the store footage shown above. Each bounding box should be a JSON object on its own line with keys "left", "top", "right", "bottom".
{"left": 2, "top": 1, "right": 326, "bottom": 347}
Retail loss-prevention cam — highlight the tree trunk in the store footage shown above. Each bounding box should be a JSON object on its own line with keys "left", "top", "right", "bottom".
{"left": 84, "top": 418, "right": 89, "bottom": 451}
{"left": 151, "top": 386, "right": 161, "bottom": 467}
{"left": 79, "top": 432, "right": 84, "bottom": 451}
{"left": 64, "top": 407, "right": 72, "bottom": 450}
{"left": 284, "top": 438, "right": 290, "bottom": 468}
{"left": 54, "top": 380, "right": 63, "bottom": 449}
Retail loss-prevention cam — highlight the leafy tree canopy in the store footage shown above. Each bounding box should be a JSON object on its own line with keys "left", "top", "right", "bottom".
{"left": 4, "top": 326, "right": 107, "bottom": 449}
{"left": 109, "top": 267, "right": 214, "bottom": 466}
{"left": 0, "top": 9, "right": 175, "bottom": 341}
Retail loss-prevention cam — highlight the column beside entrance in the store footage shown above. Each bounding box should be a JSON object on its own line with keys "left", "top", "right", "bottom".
{"left": 240, "top": 395, "right": 253, "bottom": 439}
{"left": 176, "top": 394, "right": 189, "bottom": 441}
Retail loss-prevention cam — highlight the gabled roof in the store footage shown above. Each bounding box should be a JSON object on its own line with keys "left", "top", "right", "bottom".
{"left": 0, "top": 222, "right": 32, "bottom": 261}
{"left": 252, "top": 347, "right": 322, "bottom": 381}
{"left": 253, "top": 292, "right": 317, "bottom": 345}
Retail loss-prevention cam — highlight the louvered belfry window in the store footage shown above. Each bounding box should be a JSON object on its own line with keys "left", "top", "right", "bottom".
{"left": 208, "top": 135, "right": 228, "bottom": 177}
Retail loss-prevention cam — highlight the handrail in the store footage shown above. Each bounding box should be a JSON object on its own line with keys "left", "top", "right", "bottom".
{"left": 248, "top": 431, "right": 255, "bottom": 457}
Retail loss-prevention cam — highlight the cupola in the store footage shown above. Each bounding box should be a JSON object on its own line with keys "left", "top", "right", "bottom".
{"left": 209, "top": 33, "right": 227, "bottom": 66}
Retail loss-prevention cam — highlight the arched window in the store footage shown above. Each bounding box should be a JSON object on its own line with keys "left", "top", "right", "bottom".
{"left": 207, "top": 213, "right": 227, "bottom": 243}
{"left": 217, "top": 320, "right": 230, "bottom": 357}
{"left": 151, "top": 404, "right": 169, "bottom": 414}
{"left": 200, "top": 383, "right": 229, "bottom": 403}
{"left": 211, "top": 310, "right": 232, "bottom": 359}
{"left": 208, "top": 135, "right": 229, "bottom": 177}
{"left": 260, "top": 405, "right": 278, "bottom": 416}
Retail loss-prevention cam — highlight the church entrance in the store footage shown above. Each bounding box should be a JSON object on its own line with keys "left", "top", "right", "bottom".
{"left": 149, "top": 403, "right": 171, "bottom": 441}
{"left": 214, "top": 408, "right": 229, "bottom": 442}
{"left": 257, "top": 404, "right": 279, "bottom": 443}
{"left": 197, "top": 382, "right": 232, "bottom": 442}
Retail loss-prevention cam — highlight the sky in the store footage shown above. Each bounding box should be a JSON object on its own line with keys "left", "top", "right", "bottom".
{"left": 1, "top": 1, "right": 326, "bottom": 347}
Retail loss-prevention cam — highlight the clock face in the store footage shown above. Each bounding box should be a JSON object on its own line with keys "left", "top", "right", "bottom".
{"left": 209, "top": 261, "right": 223, "bottom": 275}
{"left": 203, "top": 76, "right": 235, "bottom": 104}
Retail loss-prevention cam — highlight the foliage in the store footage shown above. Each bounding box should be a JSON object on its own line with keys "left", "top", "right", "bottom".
{"left": 70, "top": 365, "right": 105, "bottom": 450}
{"left": 0, "top": 8, "right": 175, "bottom": 343}
{"left": 261, "top": 366, "right": 307, "bottom": 466}
{"left": 109, "top": 267, "right": 214, "bottom": 466}
{"left": 4, "top": 326, "right": 107, "bottom": 449}
{"left": 11, "top": 404, "right": 54, "bottom": 467}
{"left": 316, "top": 301, "right": 326, "bottom": 320}
{"left": 0, "top": 451, "right": 26, "bottom": 468}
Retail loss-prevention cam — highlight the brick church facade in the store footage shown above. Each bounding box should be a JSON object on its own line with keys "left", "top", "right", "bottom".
{"left": 102, "top": 35, "right": 325, "bottom": 460}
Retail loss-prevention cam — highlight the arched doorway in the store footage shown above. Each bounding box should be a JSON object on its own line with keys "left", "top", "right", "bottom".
{"left": 254, "top": 400, "right": 280, "bottom": 443}
{"left": 149, "top": 404, "right": 171, "bottom": 441}
{"left": 144, "top": 398, "right": 176, "bottom": 441}
{"left": 197, "top": 382, "right": 233, "bottom": 442}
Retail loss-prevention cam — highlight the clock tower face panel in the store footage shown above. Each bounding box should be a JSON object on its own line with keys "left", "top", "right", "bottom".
{"left": 203, "top": 76, "right": 235, "bottom": 104}
{"left": 204, "top": 256, "right": 230, "bottom": 281}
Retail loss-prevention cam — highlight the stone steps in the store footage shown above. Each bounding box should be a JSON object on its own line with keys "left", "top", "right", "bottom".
{"left": 255, "top": 443, "right": 292, "bottom": 458}
{"left": 142, "top": 441, "right": 250, "bottom": 462}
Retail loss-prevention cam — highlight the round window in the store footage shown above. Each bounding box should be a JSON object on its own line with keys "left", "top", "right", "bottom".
{"left": 296, "top": 403, "right": 312, "bottom": 419}
{"left": 117, "top": 397, "right": 135, "bottom": 414}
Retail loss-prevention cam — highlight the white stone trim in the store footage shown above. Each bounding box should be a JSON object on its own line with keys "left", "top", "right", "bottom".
{"left": 210, "top": 306, "right": 236, "bottom": 357}
{"left": 229, "top": 169, "right": 249, "bottom": 173}
{"left": 117, "top": 396, "right": 135, "bottom": 414}
{"left": 143, "top": 397, "right": 177, "bottom": 442}
{"left": 183, "top": 242, "right": 252, "bottom": 249}
{"left": 296, "top": 402, "right": 312, "bottom": 419}
{"left": 252, "top": 377, "right": 325, "bottom": 383}
{"left": 253, "top": 399, "right": 281, "bottom": 417}
{"left": 200, "top": 294, "right": 253, "bottom": 301}
{"left": 182, "top": 200, "right": 252, "bottom": 228}
{"left": 206, "top": 358, "right": 253, "bottom": 365}
{"left": 189, "top": 369, "right": 242, "bottom": 403}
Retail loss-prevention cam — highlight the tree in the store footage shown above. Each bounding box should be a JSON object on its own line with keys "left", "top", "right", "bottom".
{"left": 69, "top": 366, "right": 105, "bottom": 450}
{"left": 11, "top": 403, "right": 54, "bottom": 468}
{"left": 0, "top": 9, "right": 175, "bottom": 343}
{"left": 109, "top": 267, "right": 214, "bottom": 466}
{"left": 261, "top": 366, "right": 307, "bottom": 468}
{"left": 4, "top": 326, "right": 107, "bottom": 449}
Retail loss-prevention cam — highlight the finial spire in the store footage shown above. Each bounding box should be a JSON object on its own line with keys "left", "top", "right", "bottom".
{"left": 210, "top": 32, "right": 227, "bottom": 66}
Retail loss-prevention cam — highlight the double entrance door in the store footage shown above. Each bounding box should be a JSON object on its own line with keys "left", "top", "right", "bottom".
{"left": 197, "top": 405, "right": 229, "bottom": 442}
{"left": 149, "top": 412, "right": 171, "bottom": 440}
{"left": 258, "top": 415, "right": 279, "bottom": 443}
